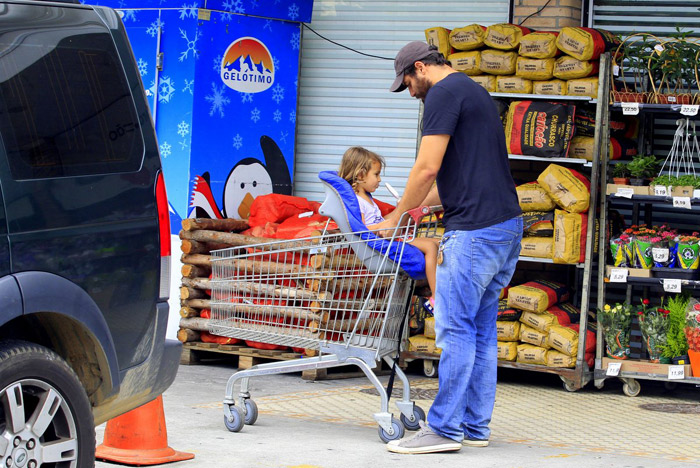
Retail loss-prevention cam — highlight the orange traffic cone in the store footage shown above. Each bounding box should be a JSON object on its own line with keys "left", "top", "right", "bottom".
{"left": 96, "top": 395, "right": 194, "bottom": 465}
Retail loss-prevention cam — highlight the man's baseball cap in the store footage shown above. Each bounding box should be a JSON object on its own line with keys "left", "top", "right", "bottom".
{"left": 390, "top": 41, "right": 439, "bottom": 93}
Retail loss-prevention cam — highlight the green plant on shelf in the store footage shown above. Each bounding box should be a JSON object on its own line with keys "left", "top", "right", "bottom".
{"left": 611, "top": 163, "right": 631, "bottom": 179}
{"left": 627, "top": 154, "right": 659, "bottom": 180}
{"left": 598, "top": 302, "right": 633, "bottom": 359}
{"left": 637, "top": 299, "right": 669, "bottom": 363}
{"left": 648, "top": 28, "right": 700, "bottom": 97}
{"left": 652, "top": 174, "right": 700, "bottom": 189}
{"left": 660, "top": 293, "right": 690, "bottom": 359}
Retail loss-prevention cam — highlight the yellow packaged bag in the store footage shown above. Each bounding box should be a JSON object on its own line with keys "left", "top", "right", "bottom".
{"left": 519, "top": 31, "right": 560, "bottom": 58}
{"left": 449, "top": 24, "right": 486, "bottom": 51}
{"left": 449, "top": 51, "right": 482, "bottom": 75}
{"left": 568, "top": 136, "right": 595, "bottom": 161}
{"left": 520, "top": 310, "right": 566, "bottom": 333}
{"left": 520, "top": 237, "right": 553, "bottom": 259}
{"left": 532, "top": 79, "right": 566, "bottom": 95}
{"left": 547, "top": 325, "right": 578, "bottom": 357}
{"left": 497, "top": 76, "right": 533, "bottom": 94}
{"left": 507, "top": 280, "right": 570, "bottom": 313}
{"left": 479, "top": 49, "right": 518, "bottom": 75}
{"left": 497, "top": 341, "right": 518, "bottom": 361}
{"left": 516, "top": 343, "right": 548, "bottom": 365}
{"left": 424, "top": 316, "right": 436, "bottom": 339}
{"left": 567, "top": 77, "right": 599, "bottom": 98}
{"left": 546, "top": 350, "right": 576, "bottom": 368}
{"left": 497, "top": 320, "right": 520, "bottom": 342}
{"left": 516, "top": 182, "right": 556, "bottom": 211}
{"left": 408, "top": 334, "right": 442, "bottom": 355}
{"left": 553, "top": 56, "right": 598, "bottom": 80}
{"left": 553, "top": 210, "right": 588, "bottom": 264}
{"left": 484, "top": 23, "right": 531, "bottom": 50}
{"left": 516, "top": 57, "right": 555, "bottom": 80}
{"left": 555, "top": 27, "right": 620, "bottom": 61}
{"left": 537, "top": 164, "right": 590, "bottom": 214}
{"left": 470, "top": 75, "right": 497, "bottom": 92}
{"left": 425, "top": 27, "right": 452, "bottom": 59}
{"left": 519, "top": 324, "right": 550, "bottom": 348}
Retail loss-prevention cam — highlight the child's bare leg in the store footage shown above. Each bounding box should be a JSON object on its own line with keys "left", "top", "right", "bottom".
{"left": 409, "top": 237, "right": 439, "bottom": 299}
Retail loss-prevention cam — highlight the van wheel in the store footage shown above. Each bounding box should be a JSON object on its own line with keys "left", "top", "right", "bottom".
{"left": 0, "top": 340, "right": 94, "bottom": 468}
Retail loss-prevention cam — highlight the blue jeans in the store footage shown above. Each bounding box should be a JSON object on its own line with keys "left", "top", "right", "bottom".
{"left": 428, "top": 216, "right": 522, "bottom": 442}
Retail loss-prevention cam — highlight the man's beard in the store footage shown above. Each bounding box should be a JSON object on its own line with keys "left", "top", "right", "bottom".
{"left": 414, "top": 75, "right": 432, "bottom": 102}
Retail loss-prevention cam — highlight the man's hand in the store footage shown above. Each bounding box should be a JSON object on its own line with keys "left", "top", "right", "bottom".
{"left": 371, "top": 215, "right": 400, "bottom": 238}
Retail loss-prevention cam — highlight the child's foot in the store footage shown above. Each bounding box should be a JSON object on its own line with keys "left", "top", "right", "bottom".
{"left": 422, "top": 297, "right": 435, "bottom": 315}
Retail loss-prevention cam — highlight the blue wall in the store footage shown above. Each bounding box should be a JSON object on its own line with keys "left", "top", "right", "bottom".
{"left": 84, "top": 0, "right": 311, "bottom": 230}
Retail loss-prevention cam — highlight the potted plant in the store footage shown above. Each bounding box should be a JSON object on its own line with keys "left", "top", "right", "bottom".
{"left": 652, "top": 174, "right": 699, "bottom": 197}
{"left": 598, "top": 302, "right": 633, "bottom": 359}
{"left": 611, "top": 33, "right": 659, "bottom": 103}
{"left": 627, "top": 154, "right": 659, "bottom": 185}
{"left": 660, "top": 294, "right": 690, "bottom": 364}
{"left": 647, "top": 29, "right": 700, "bottom": 104}
{"left": 637, "top": 299, "right": 669, "bottom": 363}
{"left": 676, "top": 232, "right": 700, "bottom": 270}
{"left": 611, "top": 163, "right": 631, "bottom": 185}
{"left": 685, "top": 300, "right": 700, "bottom": 376}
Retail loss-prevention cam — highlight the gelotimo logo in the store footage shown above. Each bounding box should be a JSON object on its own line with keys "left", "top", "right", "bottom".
{"left": 221, "top": 37, "right": 274, "bottom": 93}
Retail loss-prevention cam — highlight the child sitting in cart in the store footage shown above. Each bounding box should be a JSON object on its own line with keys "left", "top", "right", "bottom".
{"left": 338, "top": 146, "right": 439, "bottom": 312}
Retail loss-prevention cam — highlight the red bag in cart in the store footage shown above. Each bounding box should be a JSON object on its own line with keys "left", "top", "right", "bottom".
{"left": 505, "top": 101, "right": 575, "bottom": 158}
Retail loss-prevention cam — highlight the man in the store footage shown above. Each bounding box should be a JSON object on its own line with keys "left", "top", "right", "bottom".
{"left": 377, "top": 41, "right": 522, "bottom": 454}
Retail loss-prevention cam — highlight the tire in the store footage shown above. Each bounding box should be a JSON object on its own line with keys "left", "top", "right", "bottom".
{"left": 243, "top": 399, "right": 258, "bottom": 425}
{"left": 224, "top": 405, "right": 245, "bottom": 432}
{"left": 378, "top": 417, "right": 405, "bottom": 443}
{"left": 400, "top": 405, "right": 426, "bottom": 431}
{"left": 622, "top": 379, "right": 641, "bottom": 397}
{"left": 0, "top": 340, "right": 95, "bottom": 468}
{"left": 423, "top": 359, "right": 438, "bottom": 378}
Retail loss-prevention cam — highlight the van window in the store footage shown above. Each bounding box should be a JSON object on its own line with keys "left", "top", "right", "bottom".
{"left": 0, "top": 9, "right": 144, "bottom": 179}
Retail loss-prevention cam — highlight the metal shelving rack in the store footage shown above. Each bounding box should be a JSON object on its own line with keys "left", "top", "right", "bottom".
{"left": 594, "top": 101, "right": 700, "bottom": 397}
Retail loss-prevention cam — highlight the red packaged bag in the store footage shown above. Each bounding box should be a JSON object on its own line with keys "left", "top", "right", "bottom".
{"left": 248, "top": 193, "right": 321, "bottom": 227}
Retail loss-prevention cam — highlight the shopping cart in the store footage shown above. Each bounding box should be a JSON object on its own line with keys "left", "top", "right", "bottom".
{"left": 209, "top": 174, "right": 442, "bottom": 442}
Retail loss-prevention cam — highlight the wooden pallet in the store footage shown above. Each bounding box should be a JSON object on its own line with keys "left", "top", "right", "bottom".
{"left": 180, "top": 342, "right": 392, "bottom": 380}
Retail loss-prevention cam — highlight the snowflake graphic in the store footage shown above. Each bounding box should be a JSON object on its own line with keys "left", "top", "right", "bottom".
{"left": 182, "top": 79, "right": 194, "bottom": 95}
{"left": 160, "top": 141, "right": 172, "bottom": 158}
{"left": 179, "top": 3, "right": 198, "bottom": 20}
{"left": 279, "top": 131, "right": 288, "bottom": 144}
{"left": 121, "top": 9, "right": 137, "bottom": 22}
{"left": 288, "top": 3, "right": 299, "bottom": 21}
{"left": 233, "top": 134, "right": 243, "bottom": 150}
{"left": 289, "top": 111, "right": 296, "bottom": 123}
{"left": 157, "top": 76, "right": 176, "bottom": 103}
{"left": 179, "top": 28, "right": 200, "bottom": 62}
{"left": 146, "top": 18, "right": 164, "bottom": 38}
{"left": 264, "top": 20, "right": 273, "bottom": 31}
{"left": 137, "top": 58, "right": 148, "bottom": 76}
{"left": 271, "top": 83, "right": 285, "bottom": 105}
{"left": 290, "top": 32, "right": 300, "bottom": 50}
{"left": 213, "top": 55, "right": 223, "bottom": 72}
{"left": 205, "top": 82, "right": 230, "bottom": 117}
{"left": 251, "top": 107, "right": 261, "bottom": 123}
{"left": 273, "top": 110, "right": 282, "bottom": 123}
{"left": 177, "top": 121, "right": 190, "bottom": 138}
{"left": 240, "top": 92, "right": 253, "bottom": 103}
{"left": 272, "top": 57, "right": 280, "bottom": 72}
{"left": 222, "top": 0, "right": 244, "bottom": 14}
{"left": 179, "top": 139, "right": 189, "bottom": 151}
{"left": 250, "top": 0, "right": 259, "bottom": 8}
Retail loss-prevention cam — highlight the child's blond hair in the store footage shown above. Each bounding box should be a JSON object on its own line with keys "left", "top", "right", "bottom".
{"left": 338, "top": 146, "right": 385, "bottom": 191}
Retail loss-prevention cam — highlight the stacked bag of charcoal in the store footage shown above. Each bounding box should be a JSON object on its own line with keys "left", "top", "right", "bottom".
{"left": 518, "top": 163, "right": 592, "bottom": 265}
{"left": 497, "top": 280, "right": 596, "bottom": 368}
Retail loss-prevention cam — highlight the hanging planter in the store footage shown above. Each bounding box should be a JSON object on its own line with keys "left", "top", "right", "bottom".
{"left": 610, "top": 33, "right": 660, "bottom": 104}
{"left": 647, "top": 32, "right": 700, "bottom": 105}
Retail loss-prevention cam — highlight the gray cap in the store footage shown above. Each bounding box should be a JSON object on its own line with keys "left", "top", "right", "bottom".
{"left": 390, "top": 41, "right": 438, "bottom": 92}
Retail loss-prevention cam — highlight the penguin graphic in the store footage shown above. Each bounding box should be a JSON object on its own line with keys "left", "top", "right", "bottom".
{"left": 189, "top": 136, "right": 292, "bottom": 219}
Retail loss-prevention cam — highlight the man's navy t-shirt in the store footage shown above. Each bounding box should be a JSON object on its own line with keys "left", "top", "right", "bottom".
{"left": 422, "top": 72, "right": 521, "bottom": 231}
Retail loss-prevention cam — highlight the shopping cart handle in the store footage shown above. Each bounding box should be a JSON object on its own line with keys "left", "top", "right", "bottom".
{"left": 405, "top": 205, "right": 443, "bottom": 225}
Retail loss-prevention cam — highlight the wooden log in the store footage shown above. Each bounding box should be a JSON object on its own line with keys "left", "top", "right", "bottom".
{"left": 308, "top": 316, "right": 377, "bottom": 334}
{"left": 214, "top": 302, "right": 320, "bottom": 322}
{"left": 308, "top": 297, "right": 378, "bottom": 314}
{"left": 182, "top": 217, "right": 250, "bottom": 232}
{"left": 309, "top": 253, "right": 366, "bottom": 271}
{"left": 181, "top": 277, "right": 212, "bottom": 291}
{"left": 180, "top": 307, "right": 200, "bottom": 318}
{"left": 180, "top": 229, "right": 318, "bottom": 251}
{"left": 179, "top": 317, "right": 211, "bottom": 331}
{"left": 182, "top": 264, "right": 210, "bottom": 279}
{"left": 180, "top": 286, "right": 208, "bottom": 300}
{"left": 223, "top": 258, "right": 315, "bottom": 276}
{"left": 182, "top": 298, "right": 211, "bottom": 309}
{"left": 177, "top": 328, "right": 201, "bottom": 343}
{"left": 181, "top": 253, "right": 211, "bottom": 267}
{"left": 181, "top": 239, "right": 230, "bottom": 255}
{"left": 217, "top": 280, "right": 328, "bottom": 303}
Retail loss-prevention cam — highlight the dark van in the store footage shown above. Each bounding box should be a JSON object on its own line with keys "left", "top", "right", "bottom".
{"left": 0, "top": 1, "right": 180, "bottom": 466}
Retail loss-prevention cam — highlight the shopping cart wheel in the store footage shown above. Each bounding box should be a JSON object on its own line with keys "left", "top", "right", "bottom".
{"left": 224, "top": 405, "right": 245, "bottom": 432}
{"left": 400, "top": 405, "right": 426, "bottom": 431}
{"left": 622, "top": 379, "right": 641, "bottom": 397}
{"left": 378, "top": 417, "right": 405, "bottom": 443}
{"left": 423, "top": 359, "right": 438, "bottom": 378}
{"left": 243, "top": 399, "right": 258, "bottom": 425}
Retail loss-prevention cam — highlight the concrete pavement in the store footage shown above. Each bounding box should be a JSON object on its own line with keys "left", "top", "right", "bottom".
{"left": 96, "top": 360, "right": 699, "bottom": 468}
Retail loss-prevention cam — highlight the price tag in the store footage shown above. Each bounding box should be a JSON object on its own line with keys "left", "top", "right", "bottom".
{"left": 609, "top": 268, "right": 628, "bottom": 283}
{"left": 655, "top": 44, "right": 664, "bottom": 53}
{"left": 298, "top": 211, "right": 314, "bottom": 218}
{"left": 621, "top": 102, "right": 640, "bottom": 115}
{"left": 681, "top": 104, "right": 699, "bottom": 116}
{"left": 616, "top": 187, "right": 635, "bottom": 199}
{"left": 652, "top": 247, "right": 669, "bottom": 263}
{"left": 653, "top": 185, "right": 669, "bottom": 196}
{"left": 663, "top": 278, "right": 682, "bottom": 293}
{"left": 613, "top": 64, "right": 620, "bottom": 76}
{"left": 673, "top": 196, "right": 692, "bottom": 209}
{"left": 668, "top": 365, "right": 685, "bottom": 380}
{"left": 606, "top": 362, "right": 622, "bottom": 376}
{"left": 668, "top": 96, "right": 677, "bottom": 103}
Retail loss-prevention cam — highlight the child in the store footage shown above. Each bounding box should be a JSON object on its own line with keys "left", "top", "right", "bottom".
{"left": 338, "top": 146, "right": 438, "bottom": 312}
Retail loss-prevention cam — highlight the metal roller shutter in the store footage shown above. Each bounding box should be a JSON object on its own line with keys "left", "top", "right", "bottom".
{"left": 294, "top": 1, "right": 510, "bottom": 202}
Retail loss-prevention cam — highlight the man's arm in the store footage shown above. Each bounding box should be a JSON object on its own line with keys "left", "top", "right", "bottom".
{"left": 374, "top": 134, "right": 449, "bottom": 232}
